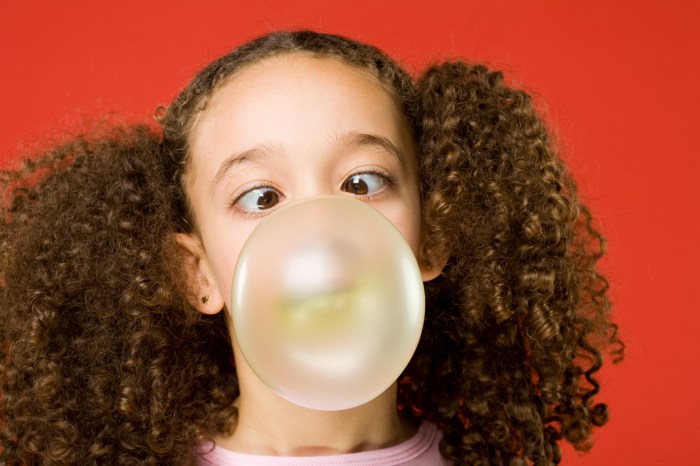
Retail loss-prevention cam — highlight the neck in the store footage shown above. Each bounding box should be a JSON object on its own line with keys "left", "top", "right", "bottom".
{"left": 214, "top": 346, "right": 415, "bottom": 456}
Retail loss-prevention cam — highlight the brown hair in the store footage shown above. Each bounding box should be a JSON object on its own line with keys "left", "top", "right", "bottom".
{"left": 0, "top": 31, "right": 622, "bottom": 465}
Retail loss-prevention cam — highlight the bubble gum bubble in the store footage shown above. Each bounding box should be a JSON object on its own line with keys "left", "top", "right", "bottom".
{"left": 231, "top": 196, "right": 424, "bottom": 411}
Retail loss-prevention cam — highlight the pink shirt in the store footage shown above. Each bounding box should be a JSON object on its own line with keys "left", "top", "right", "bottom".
{"left": 197, "top": 421, "right": 450, "bottom": 466}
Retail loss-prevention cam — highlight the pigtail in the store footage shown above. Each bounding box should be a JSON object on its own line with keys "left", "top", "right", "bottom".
{"left": 0, "top": 125, "right": 237, "bottom": 465}
{"left": 401, "top": 62, "right": 622, "bottom": 465}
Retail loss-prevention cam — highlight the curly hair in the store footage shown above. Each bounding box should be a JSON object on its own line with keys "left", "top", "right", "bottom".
{"left": 0, "top": 31, "right": 622, "bottom": 465}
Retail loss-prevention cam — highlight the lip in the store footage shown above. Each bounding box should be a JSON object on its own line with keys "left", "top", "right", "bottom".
{"left": 280, "top": 284, "right": 362, "bottom": 334}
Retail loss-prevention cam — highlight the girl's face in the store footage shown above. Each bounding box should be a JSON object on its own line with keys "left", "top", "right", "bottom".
{"left": 181, "top": 53, "right": 438, "bottom": 315}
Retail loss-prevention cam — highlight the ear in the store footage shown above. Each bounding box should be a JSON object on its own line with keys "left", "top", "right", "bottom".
{"left": 418, "top": 233, "right": 449, "bottom": 282}
{"left": 173, "top": 233, "right": 225, "bottom": 314}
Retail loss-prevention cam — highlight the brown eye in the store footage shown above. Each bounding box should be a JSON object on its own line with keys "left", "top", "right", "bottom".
{"left": 342, "top": 173, "right": 387, "bottom": 196}
{"left": 256, "top": 189, "right": 279, "bottom": 209}
{"left": 343, "top": 175, "right": 369, "bottom": 195}
{"left": 237, "top": 187, "right": 281, "bottom": 212}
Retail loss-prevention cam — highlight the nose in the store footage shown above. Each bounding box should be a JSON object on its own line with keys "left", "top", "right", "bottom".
{"left": 289, "top": 171, "right": 338, "bottom": 202}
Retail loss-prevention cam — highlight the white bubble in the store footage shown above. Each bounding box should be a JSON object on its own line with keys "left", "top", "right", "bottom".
{"left": 231, "top": 196, "right": 424, "bottom": 411}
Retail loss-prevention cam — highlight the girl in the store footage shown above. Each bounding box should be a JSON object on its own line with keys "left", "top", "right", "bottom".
{"left": 0, "top": 31, "right": 622, "bottom": 465}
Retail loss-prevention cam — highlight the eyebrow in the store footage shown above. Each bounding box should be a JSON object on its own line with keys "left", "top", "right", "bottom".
{"left": 212, "top": 144, "right": 279, "bottom": 188}
{"left": 340, "top": 132, "right": 406, "bottom": 168}
{"left": 211, "top": 132, "right": 405, "bottom": 188}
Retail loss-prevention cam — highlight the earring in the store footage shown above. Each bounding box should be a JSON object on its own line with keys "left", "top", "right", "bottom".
{"left": 201, "top": 295, "right": 210, "bottom": 305}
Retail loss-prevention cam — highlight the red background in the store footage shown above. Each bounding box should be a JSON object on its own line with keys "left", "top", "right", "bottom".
{"left": 2, "top": 1, "right": 698, "bottom": 464}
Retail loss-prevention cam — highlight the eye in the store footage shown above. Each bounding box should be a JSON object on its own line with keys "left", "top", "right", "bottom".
{"left": 342, "top": 172, "right": 388, "bottom": 196}
{"left": 235, "top": 187, "right": 282, "bottom": 212}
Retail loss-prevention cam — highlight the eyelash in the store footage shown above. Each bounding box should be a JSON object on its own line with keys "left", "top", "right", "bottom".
{"left": 228, "top": 183, "right": 280, "bottom": 219}
{"left": 348, "top": 169, "right": 396, "bottom": 198}
{"left": 228, "top": 169, "right": 396, "bottom": 220}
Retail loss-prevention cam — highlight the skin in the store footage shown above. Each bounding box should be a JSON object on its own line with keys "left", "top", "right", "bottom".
{"left": 177, "top": 53, "right": 443, "bottom": 456}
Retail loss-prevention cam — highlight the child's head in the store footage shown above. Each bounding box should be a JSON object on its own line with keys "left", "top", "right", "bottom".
{"left": 166, "top": 38, "right": 444, "bottom": 411}
{"left": 0, "top": 30, "right": 622, "bottom": 465}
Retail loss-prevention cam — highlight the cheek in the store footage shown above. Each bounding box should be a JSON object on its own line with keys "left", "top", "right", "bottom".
{"left": 379, "top": 197, "right": 423, "bottom": 258}
{"left": 200, "top": 217, "right": 259, "bottom": 310}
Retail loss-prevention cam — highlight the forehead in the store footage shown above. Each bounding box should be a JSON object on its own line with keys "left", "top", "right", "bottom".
{"left": 207, "top": 52, "right": 399, "bottom": 111}
{"left": 190, "top": 53, "right": 409, "bottom": 148}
